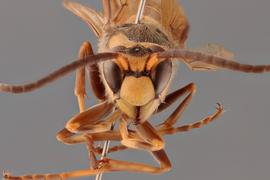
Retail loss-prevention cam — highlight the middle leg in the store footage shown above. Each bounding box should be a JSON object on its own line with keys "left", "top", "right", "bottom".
{"left": 159, "top": 103, "right": 224, "bottom": 135}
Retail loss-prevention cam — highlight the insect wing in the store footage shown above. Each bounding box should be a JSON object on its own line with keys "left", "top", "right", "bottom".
{"left": 111, "top": 0, "right": 189, "bottom": 46}
{"left": 63, "top": 1, "right": 105, "bottom": 37}
{"left": 185, "top": 43, "right": 235, "bottom": 71}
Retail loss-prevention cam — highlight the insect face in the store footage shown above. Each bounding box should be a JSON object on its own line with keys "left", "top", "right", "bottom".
{"left": 99, "top": 24, "right": 174, "bottom": 123}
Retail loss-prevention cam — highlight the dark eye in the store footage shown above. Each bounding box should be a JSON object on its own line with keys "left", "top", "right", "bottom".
{"left": 151, "top": 60, "right": 172, "bottom": 95}
{"left": 103, "top": 61, "right": 123, "bottom": 93}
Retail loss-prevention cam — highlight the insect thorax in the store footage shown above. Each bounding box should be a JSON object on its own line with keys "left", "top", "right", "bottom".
{"left": 99, "top": 23, "right": 175, "bottom": 51}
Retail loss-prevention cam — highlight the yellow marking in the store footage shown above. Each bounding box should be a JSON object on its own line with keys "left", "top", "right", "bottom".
{"left": 66, "top": 122, "right": 80, "bottom": 133}
{"left": 139, "top": 98, "right": 160, "bottom": 121}
{"left": 120, "top": 76, "right": 155, "bottom": 106}
{"left": 127, "top": 55, "right": 148, "bottom": 72}
{"left": 146, "top": 53, "right": 159, "bottom": 71}
{"left": 116, "top": 99, "right": 136, "bottom": 119}
{"left": 116, "top": 56, "right": 129, "bottom": 71}
{"left": 108, "top": 32, "right": 170, "bottom": 72}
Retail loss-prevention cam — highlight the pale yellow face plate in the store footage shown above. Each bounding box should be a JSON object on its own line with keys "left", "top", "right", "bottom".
{"left": 120, "top": 76, "right": 155, "bottom": 106}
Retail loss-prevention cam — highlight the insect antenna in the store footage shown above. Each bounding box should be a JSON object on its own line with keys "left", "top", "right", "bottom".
{"left": 0, "top": 52, "right": 118, "bottom": 93}
{"left": 156, "top": 49, "right": 270, "bottom": 73}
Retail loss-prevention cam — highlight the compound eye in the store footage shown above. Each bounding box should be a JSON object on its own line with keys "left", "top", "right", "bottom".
{"left": 103, "top": 61, "right": 123, "bottom": 93}
{"left": 151, "top": 60, "right": 172, "bottom": 95}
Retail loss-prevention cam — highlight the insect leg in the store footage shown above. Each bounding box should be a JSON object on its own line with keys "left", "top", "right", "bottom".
{"left": 87, "top": 56, "right": 107, "bottom": 101}
{"left": 75, "top": 42, "right": 90, "bottom": 112}
{"left": 60, "top": 108, "right": 120, "bottom": 169}
{"left": 78, "top": 119, "right": 171, "bottom": 174}
{"left": 4, "top": 148, "right": 171, "bottom": 180}
{"left": 3, "top": 111, "right": 122, "bottom": 180}
{"left": 4, "top": 120, "right": 172, "bottom": 179}
{"left": 85, "top": 135, "right": 99, "bottom": 169}
{"left": 57, "top": 131, "right": 130, "bottom": 162}
{"left": 156, "top": 83, "right": 196, "bottom": 129}
{"left": 76, "top": 41, "right": 107, "bottom": 106}
{"left": 56, "top": 102, "right": 115, "bottom": 145}
{"left": 159, "top": 103, "right": 224, "bottom": 135}
{"left": 94, "top": 116, "right": 172, "bottom": 154}
{"left": 119, "top": 118, "right": 164, "bottom": 151}
{"left": 56, "top": 129, "right": 122, "bottom": 145}
{"left": 56, "top": 105, "right": 225, "bottom": 156}
{"left": 62, "top": 119, "right": 171, "bottom": 176}
{"left": 95, "top": 144, "right": 128, "bottom": 154}
{"left": 90, "top": 101, "right": 222, "bottom": 153}
{"left": 74, "top": 116, "right": 166, "bottom": 155}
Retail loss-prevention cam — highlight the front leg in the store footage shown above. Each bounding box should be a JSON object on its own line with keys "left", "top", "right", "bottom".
{"left": 4, "top": 118, "right": 172, "bottom": 180}
{"left": 159, "top": 103, "right": 224, "bottom": 135}
{"left": 56, "top": 102, "right": 116, "bottom": 145}
{"left": 119, "top": 118, "right": 164, "bottom": 151}
{"left": 156, "top": 83, "right": 196, "bottom": 129}
{"left": 3, "top": 109, "right": 121, "bottom": 180}
{"left": 75, "top": 41, "right": 94, "bottom": 112}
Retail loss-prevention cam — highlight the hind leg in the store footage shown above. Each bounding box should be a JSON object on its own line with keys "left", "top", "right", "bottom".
{"left": 4, "top": 118, "right": 172, "bottom": 180}
{"left": 4, "top": 148, "right": 171, "bottom": 180}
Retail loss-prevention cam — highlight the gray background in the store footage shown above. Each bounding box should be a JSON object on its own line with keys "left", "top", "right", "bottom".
{"left": 0, "top": 0, "right": 270, "bottom": 180}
